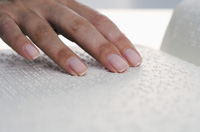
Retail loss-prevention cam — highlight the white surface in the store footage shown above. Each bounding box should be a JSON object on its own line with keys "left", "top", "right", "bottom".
{"left": 0, "top": 9, "right": 173, "bottom": 50}
{"left": 78, "top": 0, "right": 182, "bottom": 8}
{"left": 99, "top": 9, "right": 172, "bottom": 49}
{"left": 162, "top": 0, "right": 200, "bottom": 66}
{"left": 0, "top": 46, "right": 200, "bottom": 132}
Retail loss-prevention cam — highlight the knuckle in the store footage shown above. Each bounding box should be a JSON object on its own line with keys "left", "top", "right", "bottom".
{"left": 93, "top": 13, "right": 110, "bottom": 26}
{"left": 98, "top": 42, "right": 116, "bottom": 57}
{"left": 11, "top": 34, "right": 23, "bottom": 47}
{"left": 36, "top": 0, "right": 55, "bottom": 10}
{"left": 40, "top": 0, "right": 53, "bottom": 4}
{"left": 70, "top": 18, "right": 90, "bottom": 33}
{"left": 56, "top": 47, "right": 72, "bottom": 64}
{"left": 34, "top": 23, "right": 52, "bottom": 41}
{"left": 112, "top": 33, "right": 126, "bottom": 44}
{"left": 40, "top": 0, "right": 55, "bottom": 5}
{"left": 0, "top": 15, "right": 12, "bottom": 35}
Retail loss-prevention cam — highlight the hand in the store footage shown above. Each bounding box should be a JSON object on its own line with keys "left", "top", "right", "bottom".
{"left": 0, "top": 0, "right": 142, "bottom": 76}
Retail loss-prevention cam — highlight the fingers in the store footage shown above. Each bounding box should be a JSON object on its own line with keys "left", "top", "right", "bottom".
{"left": 45, "top": 3, "right": 129, "bottom": 73}
{"left": 0, "top": 13, "right": 40, "bottom": 60}
{"left": 0, "top": 0, "right": 141, "bottom": 76}
{"left": 16, "top": 10, "right": 87, "bottom": 76}
{"left": 67, "top": 0, "right": 142, "bottom": 67}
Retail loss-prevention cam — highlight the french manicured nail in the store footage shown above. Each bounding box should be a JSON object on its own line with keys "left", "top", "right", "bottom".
{"left": 108, "top": 54, "right": 129, "bottom": 73}
{"left": 68, "top": 57, "right": 88, "bottom": 76}
{"left": 24, "top": 44, "right": 40, "bottom": 59}
{"left": 124, "top": 49, "right": 142, "bottom": 67}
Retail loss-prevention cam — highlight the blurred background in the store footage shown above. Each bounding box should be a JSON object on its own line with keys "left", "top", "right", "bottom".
{"left": 0, "top": 0, "right": 183, "bottom": 50}
{"left": 78, "top": 0, "right": 182, "bottom": 9}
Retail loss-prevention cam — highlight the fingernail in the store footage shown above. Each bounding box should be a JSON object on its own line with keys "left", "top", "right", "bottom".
{"left": 108, "top": 54, "right": 129, "bottom": 73}
{"left": 68, "top": 57, "right": 88, "bottom": 76}
{"left": 24, "top": 44, "right": 40, "bottom": 59}
{"left": 124, "top": 49, "right": 142, "bottom": 67}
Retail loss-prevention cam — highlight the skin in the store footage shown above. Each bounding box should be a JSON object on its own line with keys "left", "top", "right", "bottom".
{"left": 0, "top": 0, "right": 142, "bottom": 76}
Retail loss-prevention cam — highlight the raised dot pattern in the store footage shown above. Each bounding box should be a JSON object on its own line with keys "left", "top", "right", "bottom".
{"left": 0, "top": 46, "right": 200, "bottom": 132}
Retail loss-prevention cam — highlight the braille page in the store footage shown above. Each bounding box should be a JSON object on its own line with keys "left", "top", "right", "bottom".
{"left": 0, "top": 46, "right": 200, "bottom": 132}
{"left": 161, "top": 0, "right": 200, "bottom": 66}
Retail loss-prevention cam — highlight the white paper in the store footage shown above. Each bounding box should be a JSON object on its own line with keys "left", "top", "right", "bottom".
{"left": 162, "top": 0, "right": 200, "bottom": 66}
{"left": 0, "top": 46, "right": 200, "bottom": 132}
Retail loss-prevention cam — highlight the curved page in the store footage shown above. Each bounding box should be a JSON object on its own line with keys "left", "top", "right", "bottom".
{"left": 0, "top": 46, "right": 200, "bottom": 132}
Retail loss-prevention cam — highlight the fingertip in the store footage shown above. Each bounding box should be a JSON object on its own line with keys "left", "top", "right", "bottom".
{"left": 24, "top": 43, "right": 40, "bottom": 60}
{"left": 124, "top": 49, "right": 142, "bottom": 67}
{"left": 67, "top": 57, "right": 88, "bottom": 76}
{"left": 108, "top": 54, "right": 129, "bottom": 73}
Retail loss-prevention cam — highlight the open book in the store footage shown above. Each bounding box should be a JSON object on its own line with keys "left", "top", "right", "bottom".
{"left": 0, "top": 0, "right": 200, "bottom": 132}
